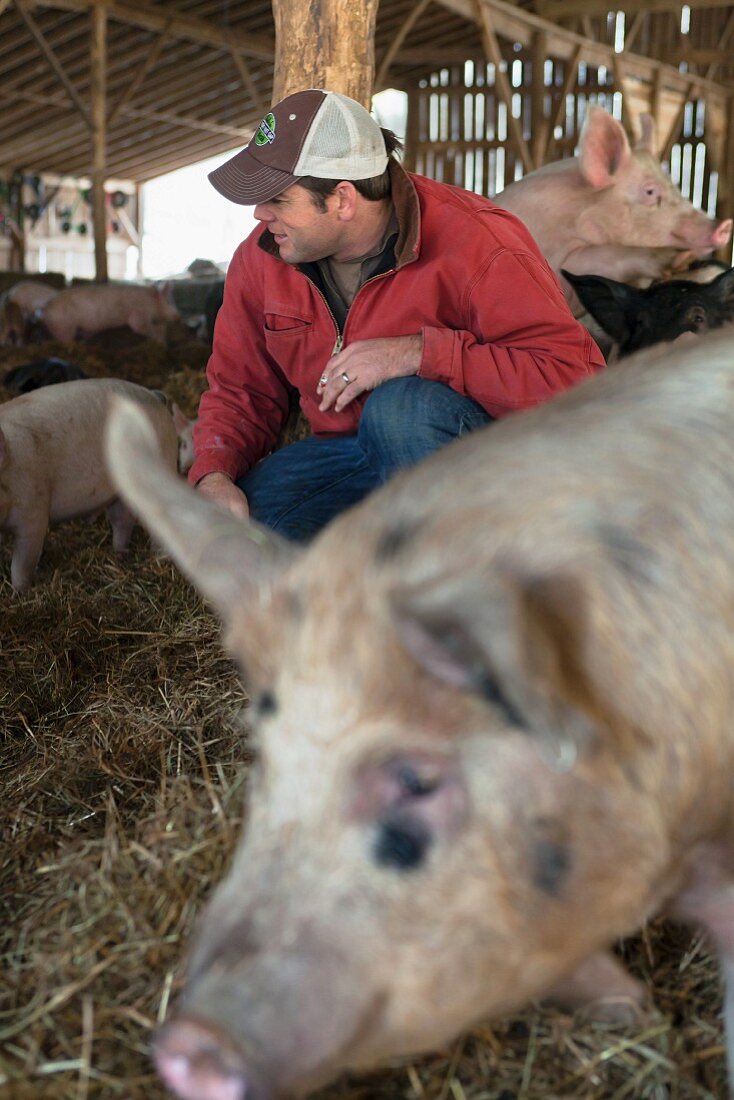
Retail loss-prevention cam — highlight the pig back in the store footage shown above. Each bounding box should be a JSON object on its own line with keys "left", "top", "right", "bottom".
{"left": 0, "top": 378, "right": 179, "bottom": 523}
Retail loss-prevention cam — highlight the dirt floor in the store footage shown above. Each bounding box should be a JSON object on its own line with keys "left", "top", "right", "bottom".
{"left": 0, "top": 321, "right": 728, "bottom": 1099}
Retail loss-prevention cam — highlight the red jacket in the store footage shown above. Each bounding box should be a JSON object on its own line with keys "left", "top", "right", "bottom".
{"left": 190, "top": 163, "right": 604, "bottom": 485}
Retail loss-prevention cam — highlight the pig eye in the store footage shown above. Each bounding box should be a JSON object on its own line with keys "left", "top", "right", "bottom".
{"left": 254, "top": 690, "right": 277, "bottom": 717}
{"left": 374, "top": 819, "right": 431, "bottom": 871}
{"left": 686, "top": 307, "right": 707, "bottom": 329}
{"left": 395, "top": 764, "right": 438, "bottom": 798}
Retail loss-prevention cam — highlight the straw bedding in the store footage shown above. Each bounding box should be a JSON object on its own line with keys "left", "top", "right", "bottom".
{"left": 0, "top": 323, "right": 727, "bottom": 1099}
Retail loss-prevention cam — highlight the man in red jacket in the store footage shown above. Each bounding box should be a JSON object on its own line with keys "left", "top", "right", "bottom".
{"left": 191, "top": 88, "right": 604, "bottom": 539}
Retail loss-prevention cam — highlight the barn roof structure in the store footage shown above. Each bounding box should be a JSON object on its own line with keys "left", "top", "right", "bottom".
{"left": 1, "top": 0, "right": 733, "bottom": 184}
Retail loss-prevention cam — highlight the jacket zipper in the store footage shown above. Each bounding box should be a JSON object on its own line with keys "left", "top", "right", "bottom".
{"left": 304, "top": 267, "right": 397, "bottom": 358}
{"left": 340, "top": 268, "right": 397, "bottom": 351}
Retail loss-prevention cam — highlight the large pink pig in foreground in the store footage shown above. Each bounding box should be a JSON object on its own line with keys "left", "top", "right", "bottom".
{"left": 108, "top": 328, "right": 734, "bottom": 1100}
{"left": 39, "top": 282, "right": 179, "bottom": 344}
{"left": 495, "top": 106, "right": 732, "bottom": 313}
{"left": 0, "top": 379, "right": 180, "bottom": 590}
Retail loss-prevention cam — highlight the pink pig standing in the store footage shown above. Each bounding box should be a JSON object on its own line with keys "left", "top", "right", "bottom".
{"left": 39, "top": 282, "right": 179, "bottom": 344}
{"left": 0, "top": 281, "right": 59, "bottom": 346}
{"left": 495, "top": 106, "right": 732, "bottom": 314}
{"left": 0, "top": 379, "right": 180, "bottom": 590}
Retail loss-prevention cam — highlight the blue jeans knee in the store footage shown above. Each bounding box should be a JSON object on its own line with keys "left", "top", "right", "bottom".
{"left": 358, "top": 376, "right": 493, "bottom": 481}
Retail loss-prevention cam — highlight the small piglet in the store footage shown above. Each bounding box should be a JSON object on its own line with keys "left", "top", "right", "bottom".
{"left": 39, "top": 283, "right": 179, "bottom": 344}
{"left": 563, "top": 265, "right": 734, "bottom": 356}
{"left": 0, "top": 379, "right": 179, "bottom": 590}
{"left": 108, "top": 327, "right": 734, "bottom": 1100}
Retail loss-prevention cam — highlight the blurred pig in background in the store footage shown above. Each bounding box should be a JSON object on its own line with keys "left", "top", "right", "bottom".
{"left": 0, "top": 280, "right": 59, "bottom": 346}
{"left": 564, "top": 265, "right": 734, "bottom": 357}
{"left": 495, "top": 106, "right": 732, "bottom": 315}
{"left": 39, "top": 282, "right": 179, "bottom": 345}
{"left": 108, "top": 326, "right": 734, "bottom": 1100}
{"left": 0, "top": 378, "right": 179, "bottom": 590}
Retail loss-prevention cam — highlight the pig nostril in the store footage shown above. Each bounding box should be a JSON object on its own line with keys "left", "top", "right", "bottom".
{"left": 154, "top": 1018, "right": 252, "bottom": 1100}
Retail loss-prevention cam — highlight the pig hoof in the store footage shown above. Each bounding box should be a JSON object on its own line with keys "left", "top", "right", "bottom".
{"left": 154, "top": 1017, "right": 251, "bottom": 1100}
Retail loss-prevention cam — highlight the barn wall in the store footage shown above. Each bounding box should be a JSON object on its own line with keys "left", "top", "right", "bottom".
{"left": 0, "top": 173, "right": 138, "bottom": 280}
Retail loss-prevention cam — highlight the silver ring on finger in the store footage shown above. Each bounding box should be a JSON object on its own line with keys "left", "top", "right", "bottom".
{"left": 341, "top": 371, "right": 350, "bottom": 385}
{"left": 319, "top": 374, "right": 329, "bottom": 386}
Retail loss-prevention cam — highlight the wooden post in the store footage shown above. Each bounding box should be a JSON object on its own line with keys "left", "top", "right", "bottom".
{"left": 271, "top": 0, "right": 379, "bottom": 106}
{"left": 90, "top": 1, "right": 108, "bottom": 283}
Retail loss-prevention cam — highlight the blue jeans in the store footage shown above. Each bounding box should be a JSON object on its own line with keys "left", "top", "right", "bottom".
{"left": 237, "top": 377, "right": 492, "bottom": 541}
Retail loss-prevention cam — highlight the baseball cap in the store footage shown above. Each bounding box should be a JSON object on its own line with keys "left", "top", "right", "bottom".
{"left": 208, "top": 88, "right": 389, "bottom": 205}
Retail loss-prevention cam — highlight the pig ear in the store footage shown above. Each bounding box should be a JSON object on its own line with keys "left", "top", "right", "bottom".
{"left": 105, "top": 396, "right": 296, "bottom": 624}
{"left": 634, "top": 113, "right": 657, "bottom": 155}
{"left": 560, "top": 270, "right": 636, "bottom": 345}
{"left": 578, "top": 107, "right": 631, "bottom": 188}
{"left": 712, "top": 267, "right": 734, "bottom": 309}
{"left": 171, "top": 402, "right": 190, "bottom": 433}
{"left": 392, "top": 568, "right": 601, "bottom": 764}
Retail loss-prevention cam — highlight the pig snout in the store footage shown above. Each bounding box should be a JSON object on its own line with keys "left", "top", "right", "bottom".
{"left": 154, "top": 1017, "right": 255, "bottom": 1100}
{"left": 676, "top": 213, "right": 733, "bottom": 255}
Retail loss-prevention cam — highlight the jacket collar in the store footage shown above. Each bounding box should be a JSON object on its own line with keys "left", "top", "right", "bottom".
{"left": 257, "top": 160, "right": 421, "bottom": 270}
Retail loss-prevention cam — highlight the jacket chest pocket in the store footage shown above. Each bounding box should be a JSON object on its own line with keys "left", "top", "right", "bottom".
{"left": 263, "top": 312, "right": 313, "bottom": 338}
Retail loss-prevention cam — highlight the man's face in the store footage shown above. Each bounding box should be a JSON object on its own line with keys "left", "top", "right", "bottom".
{"left": 253, "top": 184, "right": 343, "bottom": 264}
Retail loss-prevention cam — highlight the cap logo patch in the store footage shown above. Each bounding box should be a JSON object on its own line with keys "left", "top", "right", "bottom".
{"left": 254, "top": 112, "right": 277, "bottom": 146}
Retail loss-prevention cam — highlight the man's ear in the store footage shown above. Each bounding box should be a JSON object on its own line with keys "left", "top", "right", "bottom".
{"left": 333, "top": 180, "right": 359, "bottom": 220}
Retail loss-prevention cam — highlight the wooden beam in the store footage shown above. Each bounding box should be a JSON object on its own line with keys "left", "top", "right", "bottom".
{"left": 706, "top": 9, "right": 734, "bottom": 81}
{"left": 660, "top": 81, "right": 699, "bottom": 163}
{"left": 472, "top": 0, "right": 534, "bottom": 173}
{"left": 0, "top": 86, "right": 249, "bottom": 141}
{"left": 228, "top": 45, "right": 265, "bottom": 116}
{"left": 434, "top": 0, "right": 729, "bottom": 102}
{"left": 537, "top": 0, "right": 734, "bottom": 18}
{"left": 624, "top": 10, "right": 645, "bottom": 52}
{"left": 23, "top": 0, "right": 274, "bottom": 61}
{"left": 15, "top": 0, "right": 92, "bottom": 128}
{"left": 375, "top": 0, "right": 432, "bottom": 90}
{"left": 90, "top": 1, "right": 107, "bottom": 281}
{"left": 107, "top": 18, "right": 173, "bottom": 127}
{"left": 529, "top": 29, "right": 547, "bottom": 170}
{"left": 543, "top": 42, "right": 581, "bottom": 163}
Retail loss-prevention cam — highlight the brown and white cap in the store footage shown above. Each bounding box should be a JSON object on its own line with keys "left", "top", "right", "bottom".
{"left": 208, "top": 89, "right": 389, "bottom": 206}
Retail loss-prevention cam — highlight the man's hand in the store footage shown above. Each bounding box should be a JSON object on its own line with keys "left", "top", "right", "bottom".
{"left": 196, "top": 472, "right": 250, "bottom": 520}
{"left": 317, "top": 334, "right": 423, "bottom": 413}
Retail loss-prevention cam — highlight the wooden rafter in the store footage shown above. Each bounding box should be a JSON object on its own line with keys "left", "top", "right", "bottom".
{"left": 536, "top": 0, "right": 734, "bottom": 18}
{"left": 472, "top": 0, "right": 534, "bottom": 172}
{"left": 624, "top": 10, "right": 645, "bottom": 52}
{"left": 706, "top": 9, "right": 734, "bottom": 80}
{"left": 228, "top": 44, "right": 265, "bottom": 115}
{"left": 375, "top": 0, "right": 432, "bottom": 90}
{"left": 435, "top": 0, "right": 730, "bottom": 102}
{"left": 543, "top": 42, "right": 581, "bottom": 162}
{"left": 107, "top": 17, "right": 174, "bottom": 127}
{"left": 23, "top": 0, "right": 275, "bottom": 61}
{"left": 660, "top": 80, "right": 700, "bottom": 162}
{"left": 16, "top": 0, "right": 92, "bottom": 128}
{"left": 0, "top": 86, "right": 250, "bottom": 142}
